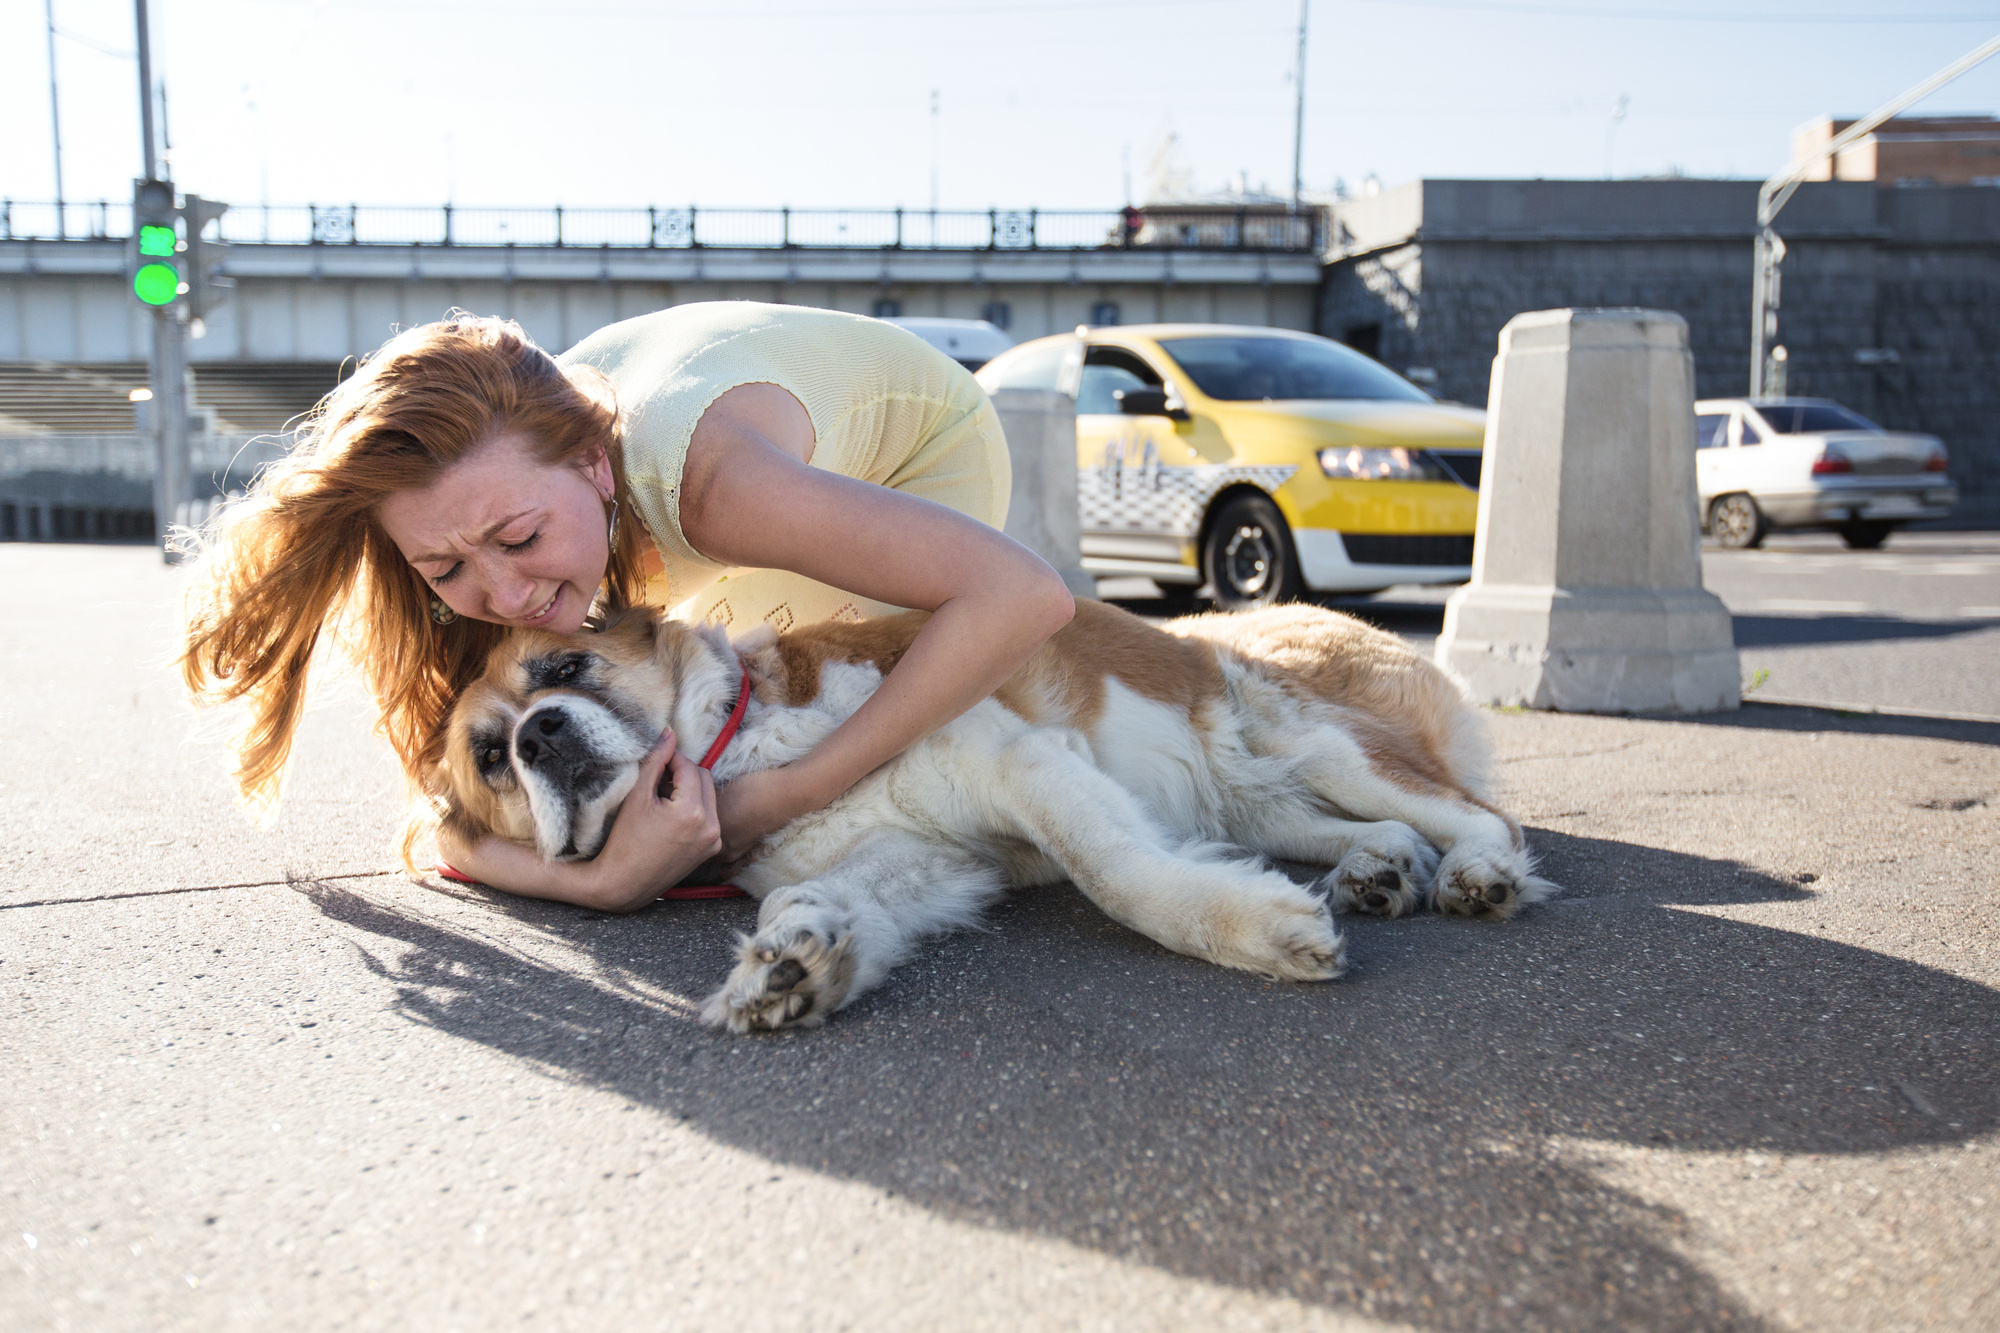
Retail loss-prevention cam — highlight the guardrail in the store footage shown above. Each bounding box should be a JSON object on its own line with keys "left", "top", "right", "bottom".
{"left": 0, "top": 200, "right": 1325, "bottom": 253}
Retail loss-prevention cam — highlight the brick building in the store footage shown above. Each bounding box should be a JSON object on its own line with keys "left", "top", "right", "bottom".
{"left": 1319, "top": 178, "right": 2000, "bottom": 523}
{"left": 1794, "top": 114, "right": 2000, "bottom": 187}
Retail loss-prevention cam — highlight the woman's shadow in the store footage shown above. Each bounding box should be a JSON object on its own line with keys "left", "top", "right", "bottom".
{"left": 302, "top": 828, "right": 1998, "bottom": 1332}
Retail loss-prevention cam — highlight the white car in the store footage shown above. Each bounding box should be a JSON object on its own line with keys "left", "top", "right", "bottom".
{"left": 885, "top": 317, "right": 1014, "bottom": 371}
{"left": 1695, "top": 397, "right": 1957, "bottom": 549}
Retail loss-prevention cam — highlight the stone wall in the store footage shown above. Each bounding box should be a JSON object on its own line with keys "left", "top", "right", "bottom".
{"left": 1319, "top": 180, "right": 2000, "bottom": 523}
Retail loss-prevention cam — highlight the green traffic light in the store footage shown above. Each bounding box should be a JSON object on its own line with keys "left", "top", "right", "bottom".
{"left": 138, "top": 224, "right": 177, "bottom": 257}
{"left": 134, "top": 262, "right": 180, "bottom": 306}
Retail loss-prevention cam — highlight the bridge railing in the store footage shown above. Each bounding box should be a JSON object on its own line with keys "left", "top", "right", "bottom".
{"left": 0, "top": 200, "right": 1326, "bottom": 253}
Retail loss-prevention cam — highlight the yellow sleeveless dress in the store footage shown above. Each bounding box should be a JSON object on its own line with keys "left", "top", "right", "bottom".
{"left": 559, "top": 302, "right": 1010, "bottom": 631}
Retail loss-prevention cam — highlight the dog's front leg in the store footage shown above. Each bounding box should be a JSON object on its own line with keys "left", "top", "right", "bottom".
{"left": 701, "top": 839, "right": 1001, "bottom": 1034}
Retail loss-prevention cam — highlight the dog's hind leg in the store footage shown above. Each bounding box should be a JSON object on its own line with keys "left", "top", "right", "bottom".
{"left": 1287, "top": 742, "right": 1554, "bottom": 920}
{"left": 982, "top": 731, "right": 1345, "bottom": 981}
{"left": 1239, "top": 808, "right": 1439, "bottom": 918}
{"left": 702, "top": 838, "right": 1001, "bottom": 1034}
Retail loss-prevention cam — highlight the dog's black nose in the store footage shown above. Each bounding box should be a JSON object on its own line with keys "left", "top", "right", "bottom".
{"left": 516, "top": 735, "right": 543, "bottom": 765}
{"left": 536, "top": 711, "right": 565, "bottom": 737}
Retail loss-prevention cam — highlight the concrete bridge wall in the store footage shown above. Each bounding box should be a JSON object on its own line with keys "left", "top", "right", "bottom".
{"left": 0, "top": 242, "right": 1319, "bottom": 364}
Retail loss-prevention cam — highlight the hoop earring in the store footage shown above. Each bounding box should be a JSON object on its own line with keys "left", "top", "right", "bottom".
{"left": 429, "top": 596, "right": 458, "bottom": 626}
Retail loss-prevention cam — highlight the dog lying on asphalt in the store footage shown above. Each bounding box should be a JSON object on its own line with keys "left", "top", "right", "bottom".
{"left": 437, "top": 599, "right": 1553, "bottom": 1033}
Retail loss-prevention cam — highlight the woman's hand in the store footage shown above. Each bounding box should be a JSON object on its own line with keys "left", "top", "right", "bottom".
{"left": 438, "top": 730, "right": 720, "bottom": 913}
{"left": 582, "top": 732, "right": 722, "bottom": 910}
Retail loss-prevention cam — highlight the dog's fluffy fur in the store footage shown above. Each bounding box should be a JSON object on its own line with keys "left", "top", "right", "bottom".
{"left": 439, "top": 600, "right": 1553, "bottom": 1033}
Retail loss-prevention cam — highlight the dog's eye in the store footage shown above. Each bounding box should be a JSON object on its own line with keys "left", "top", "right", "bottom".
{"left": 556, "top": 660, "right": 580, "bottom": 681}
{"left": 480, "top": 746, "right": 505, "bottom": 769}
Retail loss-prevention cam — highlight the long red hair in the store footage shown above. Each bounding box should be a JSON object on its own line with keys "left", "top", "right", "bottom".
{"left": 179, "top": 313, "right": 646, "bottom": 833}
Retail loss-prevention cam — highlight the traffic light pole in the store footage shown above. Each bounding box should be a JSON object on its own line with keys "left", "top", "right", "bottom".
{"left": 134, "top": 0, "right": 188, "bottom": 560}
{"left": 147, "top": 309, "right": 191, "bottom": 558}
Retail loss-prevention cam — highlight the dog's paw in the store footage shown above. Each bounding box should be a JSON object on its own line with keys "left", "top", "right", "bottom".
{"left": 701, "top": 921, "right": 857, "bottom": 1034}
{"left": 1430, "top": 843, "right": 1558, "bottom": 920}
{"left": 1227, "top": 893, "right": 1348, "bottom": 982}
{"left": 1320, "top": 824, "right": 1436, "bottom": 918}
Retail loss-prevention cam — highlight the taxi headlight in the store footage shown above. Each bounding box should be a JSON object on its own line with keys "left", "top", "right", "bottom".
{"left": 1316, "top": 446, "right": 1448, "bottom": 481}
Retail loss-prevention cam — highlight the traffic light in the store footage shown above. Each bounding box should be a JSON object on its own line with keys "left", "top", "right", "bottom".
{"left": 182, "top": 195, "right": 234, "bottom": 324}
{"left": 131, "top": 178, "right": 182, "bottom": 308}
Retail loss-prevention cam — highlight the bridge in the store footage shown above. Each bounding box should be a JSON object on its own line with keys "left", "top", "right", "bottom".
{"left": 1, "top": 199, "right": 1326, "bottom": 368}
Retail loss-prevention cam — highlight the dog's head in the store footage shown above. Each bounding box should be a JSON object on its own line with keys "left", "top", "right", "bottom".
{"left": 438, "top": 608, "right": 734, "bottom": 863}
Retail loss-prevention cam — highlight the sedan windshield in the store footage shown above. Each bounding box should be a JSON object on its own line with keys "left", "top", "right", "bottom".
{"left": 1756, "top": 402, "right": 1880, "bottom": 434}
{"left": 1158, "top": 336, "right": 1432, "bottom": 403}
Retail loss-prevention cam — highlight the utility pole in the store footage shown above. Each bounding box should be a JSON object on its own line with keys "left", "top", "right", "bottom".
{"left": 134, "top": 0, "right": 190, "bottom": 561}
{"left": 1605, "top": 93, "right": 1628, "bottom": 180}
{"left": 1291, "top": 0, "right": 1309, "bottom": 218}
{"left": 1750, "top": 32, "right": 2000, "bottom": 397}
{"left": 45, "top": 0, "right": 65, "bottom": 239}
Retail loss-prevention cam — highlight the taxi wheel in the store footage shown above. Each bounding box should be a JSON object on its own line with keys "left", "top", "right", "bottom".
{"left": 1203, "top": 493, "right": 1304, "bottom": 611}
{"left": 1710, "top": 494, "right": 1766, "bottom": 550}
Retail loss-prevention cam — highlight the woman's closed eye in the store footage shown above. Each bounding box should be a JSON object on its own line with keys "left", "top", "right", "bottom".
{"left": 428, "top": 562, "right": 462, "bottom": 586}
{"left": 502, "top": 530, "right": 541, "bottom": 554}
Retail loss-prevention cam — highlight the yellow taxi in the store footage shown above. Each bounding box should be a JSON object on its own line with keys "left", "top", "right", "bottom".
{"left": 975, "top": 324, "right": 1486, "bottom": 609}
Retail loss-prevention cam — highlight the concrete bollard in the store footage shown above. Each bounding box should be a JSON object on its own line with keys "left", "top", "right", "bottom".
{"left": 989, "top": 387, "right": 1097, "bottom": 600}
{"left": 1435, "top": 308, "right": 1739, "bottom": 713}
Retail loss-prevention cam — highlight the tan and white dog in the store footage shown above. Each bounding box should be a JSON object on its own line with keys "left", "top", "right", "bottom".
{"left": 438, "top": 600, "right": 1553, "bottom": 1033}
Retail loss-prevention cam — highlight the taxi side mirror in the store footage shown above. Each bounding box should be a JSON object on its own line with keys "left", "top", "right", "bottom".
{"left": 1114, "top": 387, "right": 1187, "bottom": 420}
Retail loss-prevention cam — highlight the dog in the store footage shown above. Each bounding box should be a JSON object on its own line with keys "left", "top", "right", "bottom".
{"left": 437, "top": 599, "right": 1553, "bottom": 1033}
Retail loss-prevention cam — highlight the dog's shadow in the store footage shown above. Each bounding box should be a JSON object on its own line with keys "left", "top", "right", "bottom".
{"left": 302, "top": 831, "right": 1999, "bottom": 1332}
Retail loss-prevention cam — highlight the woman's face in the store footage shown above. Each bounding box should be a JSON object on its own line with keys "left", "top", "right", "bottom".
{"left": 378, "top": 432, "right": 616, "bottom": 636}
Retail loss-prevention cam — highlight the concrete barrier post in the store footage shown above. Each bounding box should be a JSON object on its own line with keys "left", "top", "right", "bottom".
{"left": 989, "top": 387, "right": 1097, "bottom": 600}
{"left": 1435, "top": 308, "right": 1739, "bottom": 713}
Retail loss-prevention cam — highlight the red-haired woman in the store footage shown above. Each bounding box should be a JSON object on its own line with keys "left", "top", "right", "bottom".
{"left": 180, "top": 303, "right": 1074, "bottom": 911}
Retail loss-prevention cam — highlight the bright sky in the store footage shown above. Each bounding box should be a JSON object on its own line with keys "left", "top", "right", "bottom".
{"left": 5, "top": 0, "right": 2000, "bottom": 214}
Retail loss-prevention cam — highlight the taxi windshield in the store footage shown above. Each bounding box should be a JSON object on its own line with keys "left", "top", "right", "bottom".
{"left": 1158, "top": 336, "right": 1432, "bottom": 403}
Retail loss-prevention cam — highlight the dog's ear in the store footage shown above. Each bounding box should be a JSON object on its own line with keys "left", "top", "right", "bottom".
{"left": 591, "top": 605, "right": 660, "bottom": 642}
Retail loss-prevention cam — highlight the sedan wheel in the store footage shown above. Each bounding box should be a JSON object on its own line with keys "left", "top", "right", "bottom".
{"left": 1711, "top": 494, "right": 1766, "bottom": 550}
{"left": 1203, "top": 493, "right": 1303, "bottom": 611}
{"left": 1838, "top": 520, "right": 1894, "bottom": 550}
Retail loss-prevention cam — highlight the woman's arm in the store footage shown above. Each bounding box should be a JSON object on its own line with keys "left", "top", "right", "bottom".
{"left": 437, "top": 735, "right": 722, "bottom": 912}
{"left": 680, "top": 384, "right": 1076, "bottom": 858}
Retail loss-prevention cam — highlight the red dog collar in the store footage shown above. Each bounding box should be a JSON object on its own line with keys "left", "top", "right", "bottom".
{"left": 437, "top": 657, "right": 755, "bottom": 900}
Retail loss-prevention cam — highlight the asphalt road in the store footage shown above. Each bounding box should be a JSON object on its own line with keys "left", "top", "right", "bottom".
{"left": 1111, "top": 530, "right": 2000, "bottom": 722}
{"left": 5, "top": 543, "right": 1997, "bottom": 1332}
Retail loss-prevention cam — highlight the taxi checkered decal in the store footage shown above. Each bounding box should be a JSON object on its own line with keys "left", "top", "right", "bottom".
{"left": 1080, "top": 460, "right": 1299, "bottom": 538}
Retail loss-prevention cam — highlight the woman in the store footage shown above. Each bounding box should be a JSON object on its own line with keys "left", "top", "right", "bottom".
{"left": 181, "top": 303, "right": 1075, "bottom": 912}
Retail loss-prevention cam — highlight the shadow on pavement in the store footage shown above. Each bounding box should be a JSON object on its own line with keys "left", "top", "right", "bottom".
{"left": 1731, "top": 613, "right": 1999, "bottom": 648}
{"left": 299, "top": 832, "right": 1999, "bottom": 1333}
{"left": 1644, "top": 701, "right": 2000, "bottom": 748}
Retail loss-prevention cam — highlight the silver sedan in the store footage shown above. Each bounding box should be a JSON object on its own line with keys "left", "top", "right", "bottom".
{"left": 1695, "top": 397, "right": 1958, "bottom": 549}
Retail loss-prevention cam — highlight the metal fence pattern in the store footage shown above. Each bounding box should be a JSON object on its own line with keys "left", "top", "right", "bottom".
{"left": 1, "top": 200, "right": 1325, "bottom": 253}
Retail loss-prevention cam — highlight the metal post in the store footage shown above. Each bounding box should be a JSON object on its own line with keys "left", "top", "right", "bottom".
{"left": 894, "top": 206, "right": 903, "bottom": 250}
{"left": 1291, "top": 0, "right": 1308, "bottom": 215}
{"left": 45, "top": 0, "right": 65, "bottom": 239}
{"left": 134, "top": 0, "right": 185, "bottom": 561}
{"left": 134, "top": 0, "right": 157, "bottom": 180}
{"left": 443, "top": 202, "right": 453, "bottom": 246}
{"left": 781, "top": 205, "right": 790, "bottom": 248}
{"left": 555, "top": 204, "right": 563, "bottom": 248}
